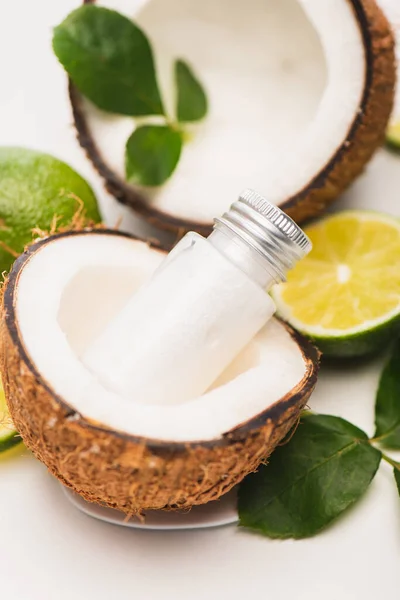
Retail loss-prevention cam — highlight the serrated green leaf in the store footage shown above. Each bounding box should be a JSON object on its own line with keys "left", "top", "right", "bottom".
{"left": 175, "top": 60, "right": 207, "bottom": 122}
{"left": 374, "top": 341, "right": 400, "bottom": 448}
{"left": 125, "top": 125, "right": 182, "bottom": 186}
{"left": 53, "top": 5, "right": 164, "bottom": 116}
{"left": 238, "top": 413, "right": 381, "bottom": 539}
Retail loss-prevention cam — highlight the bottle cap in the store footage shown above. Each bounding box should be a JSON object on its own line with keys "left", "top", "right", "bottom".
{"left": 214, "top": 189, "right": 312, "bottom": 282}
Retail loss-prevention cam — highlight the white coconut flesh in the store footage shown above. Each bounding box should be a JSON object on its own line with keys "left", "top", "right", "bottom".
{"left": 84, "top": 0, "right": 365, "bottom": 223}
{"left": 14, "top": 233, "right": 308, "bottom": 442}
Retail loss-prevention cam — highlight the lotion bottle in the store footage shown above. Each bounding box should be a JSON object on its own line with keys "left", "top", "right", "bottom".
{"left": 82, "top": 189, "right": 311, "bottom": 405}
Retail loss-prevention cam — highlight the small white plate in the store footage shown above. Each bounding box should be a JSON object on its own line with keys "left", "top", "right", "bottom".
{"left": 62, "top": 486, "right": 239, "bottom": 530}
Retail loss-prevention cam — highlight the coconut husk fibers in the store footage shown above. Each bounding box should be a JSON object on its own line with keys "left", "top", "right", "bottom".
{"left": 0, "top": 230, "right": 319, "bottom": 514}
{"left": 69, "top": 0, "right": 396, "bottom": 239}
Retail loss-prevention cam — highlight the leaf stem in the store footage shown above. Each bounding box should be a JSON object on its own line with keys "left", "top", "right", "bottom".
{"left": 380, "top": 452, "right": 400, "bottom": 470}
{"left": 368, "top": 434, "right": 386, "bottom": 444}
{"left": 136, "top": 114, "right": 184, "bottom": 137}
{"left": 369, "top": 421, "right": 400, "bottom": 445}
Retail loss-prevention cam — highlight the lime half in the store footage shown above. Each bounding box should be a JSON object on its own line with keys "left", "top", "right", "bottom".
{"left": 386, "top": 120, "right": 400, "bottom": 152}
{"left": 271, "top": 211, "right": 400, "bottom": 357}
{"left": 0, "top": 380, "right": 21, "bottom": 452}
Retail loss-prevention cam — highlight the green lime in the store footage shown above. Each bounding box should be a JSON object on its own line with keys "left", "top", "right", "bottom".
{"left": 0, "top": 379, "right": 21, "bottom": 453}
{"left": 386, "top": 120, "right": 400, "bottom": 152}
{"left": 271, "top": 211, "right": 400, "bottom": 358}
{"left": 0, "top": 147, "right": 101, "bottom": 273}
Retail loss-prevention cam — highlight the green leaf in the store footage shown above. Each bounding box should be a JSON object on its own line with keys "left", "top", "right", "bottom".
{"left": 0, "top": 147, "right": 100, "bottom": 274}
{"left": 238, "top": 413, "right": 381, "bottom": 539}
{"left": 53, "top": 5, "right": 164, "bottom": 116}
{"left": 175, "top": 60, "right": 207, "bottom": 122}
{"left": 393, "top": 466, "right": 400, "bottom": 495}
{"left": 125, "top": 125, "right": 182, "bottom": 186}
{"left": 374, "top": 341, "right": 400, "bottom": 448}
{"left": 380, "top": 453, "right": 400, "bottom": 495}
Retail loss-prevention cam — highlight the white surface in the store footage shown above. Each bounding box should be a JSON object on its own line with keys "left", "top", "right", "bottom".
{"left": 0, "top": 1, "right": 399, "bottom": 599}
{"left": 16, "top": 233, "right": 305, "bottom": 441}
{"left": 87, "top": 0, "right": 365, "bottom": 222}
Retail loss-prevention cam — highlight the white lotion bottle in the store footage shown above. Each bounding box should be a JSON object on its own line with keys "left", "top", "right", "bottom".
{"left": 82, "top": 190, "right": 311, "bottom": 405}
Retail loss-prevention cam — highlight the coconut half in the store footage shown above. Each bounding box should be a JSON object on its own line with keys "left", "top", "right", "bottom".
{"left": 70, "top": 0, "right": 395, "bottom": 237}
{"left": 1, "top": 230, "right": 318, "bottom": 512}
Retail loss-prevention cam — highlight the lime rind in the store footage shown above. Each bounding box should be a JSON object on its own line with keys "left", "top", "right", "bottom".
{"left": 273, "top": 309, "right": 400, "bottom": 358}
{"left": 0, "top": 412, "right": 21, "bottom": 453}
{"left": 0, "top": 147, "right": 101, "bottom": 275}
{"left": 0, "top": 427, "right": 21, "bottom": 453}
{"left": 386, "top": 120, "right": 400, "bottom": 152}
{"left": 0, "top": 385, "right": 21, "bottom": 453}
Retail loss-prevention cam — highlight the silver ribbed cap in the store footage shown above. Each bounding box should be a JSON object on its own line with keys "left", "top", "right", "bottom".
{"left": 214, "top": 189, "right": 312, "bottom": 282}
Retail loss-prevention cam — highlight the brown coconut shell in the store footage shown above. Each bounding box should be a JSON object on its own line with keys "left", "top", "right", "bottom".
{"left": 1, "top": 230, "right": 319, "bottom": 514}
{"left": 69, "top": 0, "right": 396, "bottom": 240}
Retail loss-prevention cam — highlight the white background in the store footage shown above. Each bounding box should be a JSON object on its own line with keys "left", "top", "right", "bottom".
{"left": 0, "top": 1, "right": 399, "bottom": 599}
